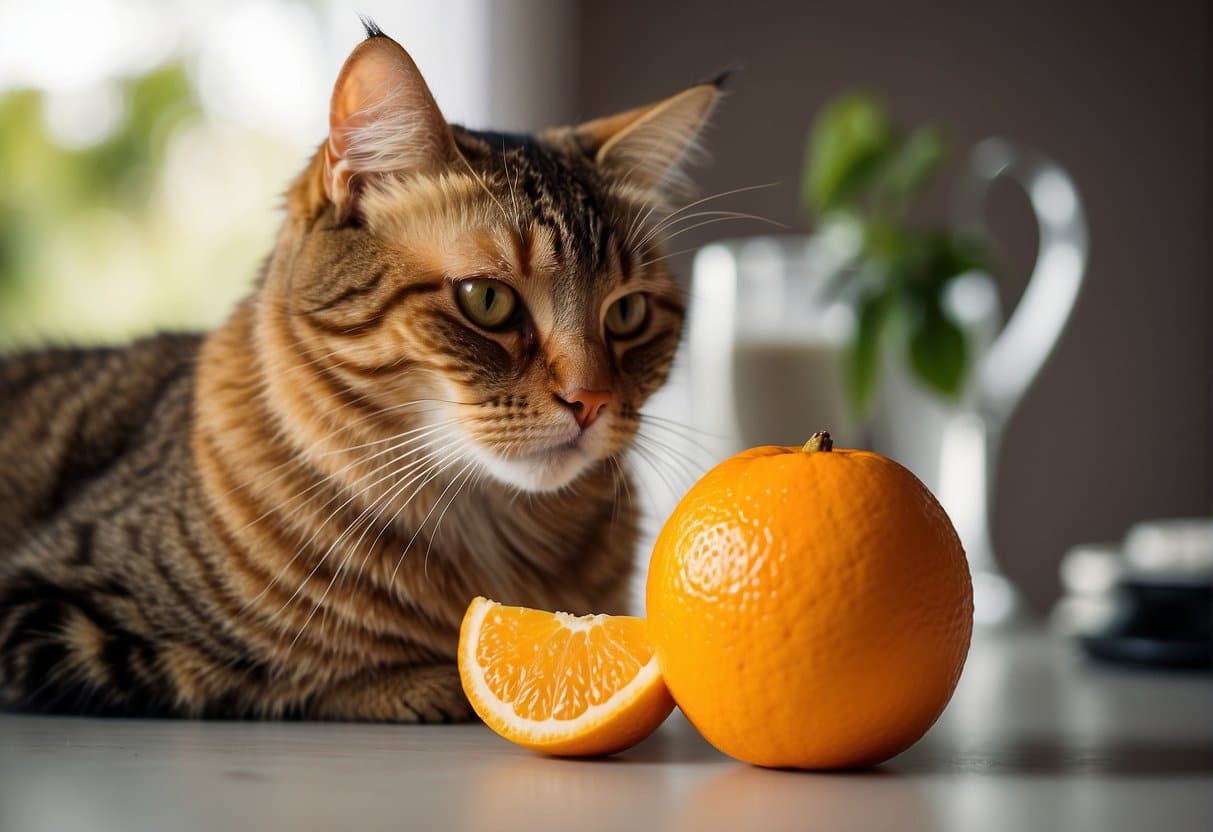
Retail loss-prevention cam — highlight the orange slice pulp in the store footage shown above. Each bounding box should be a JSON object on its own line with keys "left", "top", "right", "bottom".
{"left": 457, "top": 596, "right": 675, "bottom": 756}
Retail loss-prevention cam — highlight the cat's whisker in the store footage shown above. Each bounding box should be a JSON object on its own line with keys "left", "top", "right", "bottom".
{"left": 639, "top": 214, "right": 787, "bottom": 264}
{"left": 629, "top": 450, "right": 694, "bottom": 503}
{"left": 634, "top": 245, "right": 704, "bottom": 270}
{"left": 315, "top": 415, "right": 461, "bottom": 458}
{"left": 636, "top": 416, "right": 722, "bottom": 461}
{"left": 615, "top": 173, "right": 665, "bottom": 248}
{"left": 632, "top": 431, "right": 706, "bottom": 486}
{"left": 618, "top": 445, "right": 668, "bottom": 520}
{"left": 634, "top": 209, "right": 789, "bottom": 272}
{"left": 611, "top": 455, "right": 635, "bottom": 508}
{"left": 626, "top": 441, "right": 679, "bottom": 500}
{"left": 264, "top": 328, "right": 368, "bottom": 350}
{"left": 455, "top": 144, "right": 513, "bottom": 230}
{"left": 660, "top": 180, "right": 781, "bottom": 217}
{"left": 299, "top": 396, "right": 479, "bottom": 444}
{"left": 606, "top": 457, "right": 622, "bottom": 528}
{"left": 270, "top": 335, "right": 373, "bottom": 373}
{"left": 629, "top": 181, "right": 780, "bottom": 249}
{"left": 216, "top": 409, "right": 463, "bottom": 556}
{"left": 660, "top": 212, "right": 788, "bottom": 243}
{"left": 389, "top": 455, "right": 474, "bottom": 584}
{"left": 251, "top": 462, "right": 424, "bottom": 619}
{"left": 289, "top": 450, "right": 471, "bottom": 648}
{"left": 631, "top": 438, "right": 714, "bottom": 486}
{"left": 281, "top": 418, "right": 457, "bottom": 503}
{"left": 605, "top": 454, "right": 632, "bottom": 532}
{"left": 277, "top": 444, "right": 463, "bottom": 640}
{"left": 624, "top": 198, "right": 664, "bottom": 250}
{"left": 620, "top": 203, "right": 646, "bottom": 250}
{"left": 252, "top": 444, "right": 448, "bottom": 613}
{"left": 232, "top": 419, "right": 460, "bottom": 547}
{"left": 423, "top": 461, "right": 480, "bottom": 579}
{"left": 283, "top": 342, "right": 351, "bottom": 371}
{"left": 313, "top": 440, "right": 463, "bottom": 596}
{"left": 501, "top": 137, "right": 525, "bottom": 240}
{"left": 637, "top": 411, "right": 725, "bottom": 440}
{"left": 243, "top": 358, "right": 456, "bottom": 463}
{"left": 483, "top": 430, "right": 581, "bottom": 460}
{"left": 636, "top": 209, "right": 787, "bottom": 254}
{"left": 558, "top": 474, "right": 588, "bottom": 501}
{"left": 346, "top": 441, "right": 470, "bottom": 593}
{"left": 635, "top": 430, "right": 705, "bottom": 487}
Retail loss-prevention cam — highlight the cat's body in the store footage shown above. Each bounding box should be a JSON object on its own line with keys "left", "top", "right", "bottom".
{"left": 0, "top": 321, "right": 630, "bottom": 719}
{"left": 0, "top": 26, "right": 718, "bottom": 719}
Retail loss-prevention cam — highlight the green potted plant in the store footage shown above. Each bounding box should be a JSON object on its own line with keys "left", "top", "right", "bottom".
{"left": 802, "top": 91, "right": 990, "bottom": 416}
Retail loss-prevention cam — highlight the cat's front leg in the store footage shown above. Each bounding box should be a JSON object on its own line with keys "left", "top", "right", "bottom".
{"left": 305, "top": 661, "right": 472, "bottom": 723}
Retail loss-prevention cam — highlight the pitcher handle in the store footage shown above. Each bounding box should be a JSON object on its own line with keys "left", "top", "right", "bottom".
{"left": 951, "top": 138, "right": 1089, "bottom": 425}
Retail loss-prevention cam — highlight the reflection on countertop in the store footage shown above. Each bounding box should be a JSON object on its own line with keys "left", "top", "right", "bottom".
{"left": 1, "top": 628, "right": 1210, "bottom": 832}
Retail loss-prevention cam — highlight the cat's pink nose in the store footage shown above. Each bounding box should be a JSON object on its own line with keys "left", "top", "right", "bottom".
{"left": 556, "top": 389, "right": 611, "bottom": 430}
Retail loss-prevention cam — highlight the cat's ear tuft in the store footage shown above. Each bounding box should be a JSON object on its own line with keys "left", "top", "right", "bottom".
{"left": 358, "top": 14, "right": 385, "bottom": 39}
{"left": 702, "top": 67, "right": 737, "bottom": 90}
{"left": 575, "top": 80, "right": 725, "bottom": 202}
{"left": 324, "top": 33, "right": 454, "bottom": 217}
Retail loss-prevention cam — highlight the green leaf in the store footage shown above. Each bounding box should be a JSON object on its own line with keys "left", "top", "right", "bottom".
{"left": 843, "top": 289, "right": 893, "bottom": 415}
{"left": 803, "top": 93, "right": 895, "bottom": 216}
{"left": 939, "top": 234, "right": 991, "bottom": 279}
{"left": 860, "top": 221, "right": 909, "bottom": 274}
{"left": 907, "top": 292, "right": 967, "bottom": 397}
{"left": 877, "top": 126, "right": 945, "bottom": 211}
{"left": 894, "top": 231, "right": 990, "bottom": 293}
{"left": 79, "top": 61, "right": 200, "bottom": 207}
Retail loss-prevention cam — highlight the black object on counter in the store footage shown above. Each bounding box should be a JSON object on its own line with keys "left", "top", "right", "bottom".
{"left": 1078, "top": 580, "right": 1212, "bottom": 671}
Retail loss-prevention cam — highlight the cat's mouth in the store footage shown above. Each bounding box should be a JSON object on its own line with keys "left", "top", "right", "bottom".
{"left": 469, "top": 424, "right": 604, "bottom": 493}
{"left": 519, "top": 416, "right": 599, "bottom": 454}
{"left": 519, "top": 433, "right": 588, "bottom": 465}
{"left": 550, "top": 436, "right": 584, "bottom": 453}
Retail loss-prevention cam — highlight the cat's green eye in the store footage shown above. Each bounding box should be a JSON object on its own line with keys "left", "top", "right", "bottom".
{"left": 456, "top": 278, "right": 517, "bottom": 330}
{"left": 604, "top": 293, "right": 648, "bottom": 338}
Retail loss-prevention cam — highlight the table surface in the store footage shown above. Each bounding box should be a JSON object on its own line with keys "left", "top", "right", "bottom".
{"left": 1, "top": 628, "right": 1210, "bottom": 832}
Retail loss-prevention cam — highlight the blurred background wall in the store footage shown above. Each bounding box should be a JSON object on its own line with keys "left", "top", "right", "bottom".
{"left": 0, "top": 0, "right": 1208, "bottom": 612}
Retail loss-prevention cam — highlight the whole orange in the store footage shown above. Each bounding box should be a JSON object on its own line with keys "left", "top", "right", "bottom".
{"left": 646, "top": 432, "right": 972, "bottom": 769}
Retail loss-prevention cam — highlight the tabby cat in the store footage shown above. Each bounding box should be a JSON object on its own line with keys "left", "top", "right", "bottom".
{"left": 0, "top": 24, "right": 722, "bottom": 719}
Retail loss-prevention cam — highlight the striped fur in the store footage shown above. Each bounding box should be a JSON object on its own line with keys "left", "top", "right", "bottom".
{"left": 0, "top": 29, "right": 718, "bottom": 719}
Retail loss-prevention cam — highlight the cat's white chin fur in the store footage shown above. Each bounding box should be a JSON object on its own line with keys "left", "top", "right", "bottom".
{"left": 475, "top": 443, "right": 594, "bottom": 493}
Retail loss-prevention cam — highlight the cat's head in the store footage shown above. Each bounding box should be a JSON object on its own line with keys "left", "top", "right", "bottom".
{"left": 273, "top": 27, "right": 721, "bottom": 493}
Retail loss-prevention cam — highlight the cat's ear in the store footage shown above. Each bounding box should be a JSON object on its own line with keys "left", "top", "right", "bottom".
{"left": 575, "top": 76, "right": 726, "bottom": 202}
{"left": 323, "top": 31, "right": 455, "bottom": 216}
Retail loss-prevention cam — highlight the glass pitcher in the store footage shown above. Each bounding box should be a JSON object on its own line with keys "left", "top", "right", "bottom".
{"left": 682, "top": 138, "right": 1089, "bottom": 626}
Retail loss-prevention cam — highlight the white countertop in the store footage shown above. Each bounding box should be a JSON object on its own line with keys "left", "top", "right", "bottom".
{"left": 1, "top": 628, "right": 1210, "bottom": 832}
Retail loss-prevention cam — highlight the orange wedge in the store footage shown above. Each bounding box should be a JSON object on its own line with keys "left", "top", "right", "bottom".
{"left": 458, "top": 596, "right": 675, "bottom": 756}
